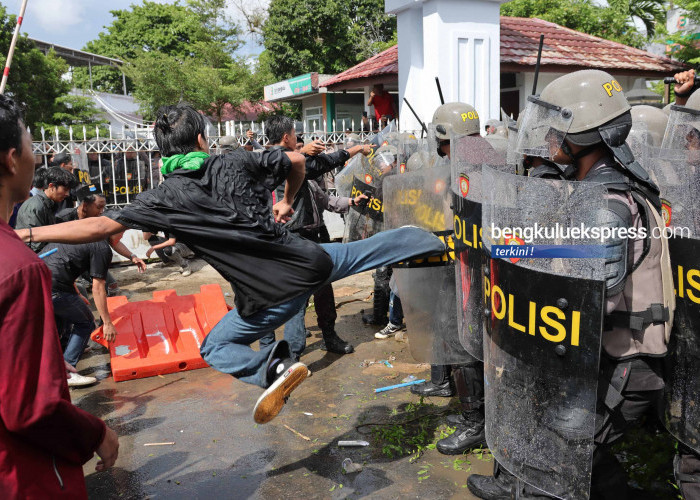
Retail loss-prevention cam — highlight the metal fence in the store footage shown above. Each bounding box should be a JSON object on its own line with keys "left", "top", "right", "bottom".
{"left": 31, "top": 121, "right": 397, "bottom": 208}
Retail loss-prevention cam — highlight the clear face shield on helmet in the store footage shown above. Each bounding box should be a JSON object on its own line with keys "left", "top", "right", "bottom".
{"left": 428, "top": 123, "right": 451, "bottom": 158}
{"left": 369, "top": 149, "right": 397, "bottom": 179}
{"left": 506, "top": 124, "right": 523, "bottom": 173}
{"left": 515, "top": 95, "right": 574, "bottom": 160}
{"left": 662, "top": 104, "right": 700, "bottom": 153}
{"left": 397, "top": 134, "right": 418, "bottom": 173}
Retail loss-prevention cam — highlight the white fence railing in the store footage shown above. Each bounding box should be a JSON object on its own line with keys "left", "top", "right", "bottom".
{"left": 32, "top": 122, "right": 395, "bottom": 207}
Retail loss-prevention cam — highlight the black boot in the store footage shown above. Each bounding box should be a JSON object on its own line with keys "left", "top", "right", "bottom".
{"left": 467, "top": 461, "right": 515, "bottom": 500}
{"left": 410, "top": 379, "right": 453, "bottom": 397}
{"left": 362, "top": 267, "right": 390, "bottom": 326}
{"left": 410, "top": 364, "right": 454, "bottom": 397}
{"left": 321, "top": 330, "right": 354, "bottom": 354}
{"left": 437, "top": 410, "right": 486, "bottom": 454}
{"left": 468, "top": 461, "right": 555, "bottom": 499}
{"left": 446, "top": 412, "right": 468, "bottom": 426}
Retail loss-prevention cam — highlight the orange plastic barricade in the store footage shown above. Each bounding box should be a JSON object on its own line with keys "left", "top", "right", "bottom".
{"left": 91, "top": 284, "right": 230, "bottom": 382}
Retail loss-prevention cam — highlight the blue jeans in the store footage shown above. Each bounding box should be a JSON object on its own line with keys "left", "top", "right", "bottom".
{"left": 258, "top": 302, "right": 307, "bottom": 361}
{"left": 200, "top": 227, "right": 444, "bottom": 388}
{"left": 389, "top": 291, "right": 404, "bottom": 325}
{"left": 53, "top": 292, "right": 96, "bottom": 367}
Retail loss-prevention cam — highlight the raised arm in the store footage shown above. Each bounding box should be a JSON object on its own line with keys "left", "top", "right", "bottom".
{"left": 273, "top": 152, "right": 305, "bottom": 222}
{"left": 15, "top": 216, "right": 127, "bottom": 245}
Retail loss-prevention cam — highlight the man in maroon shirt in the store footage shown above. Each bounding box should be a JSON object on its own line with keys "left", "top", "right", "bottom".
{"left": 0, "top": 94, "right": 119, "bottom": 498}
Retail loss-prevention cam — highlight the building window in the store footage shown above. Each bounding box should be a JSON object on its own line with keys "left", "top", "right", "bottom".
{"left": 305, "top": 106, "right": 322, "bottom": 133}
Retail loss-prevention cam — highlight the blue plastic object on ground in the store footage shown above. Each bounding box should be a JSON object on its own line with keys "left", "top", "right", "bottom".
{"left": 374, "top": 379, "right": 426, "bottom": 393}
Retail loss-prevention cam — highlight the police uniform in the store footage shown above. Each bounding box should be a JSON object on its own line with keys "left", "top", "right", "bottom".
{"left": 411, "top": 102, "right": 489, "bottom": 454}
{"left": 468, "top": 70, "right": 676, "bottom": 499}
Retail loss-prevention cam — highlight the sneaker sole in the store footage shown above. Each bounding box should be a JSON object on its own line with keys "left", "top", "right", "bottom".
{"left": 374, "top": 332, "right": 394, "bottom": 339}
{"left": 253, "top": 362, "right": 308, "bottom": 424}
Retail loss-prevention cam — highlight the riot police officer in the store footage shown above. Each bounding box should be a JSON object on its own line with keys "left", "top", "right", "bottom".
{"left": 653, "top": 85, "right": 700, "bottom": 500}
{"left": 410, "top": 102, "right": 491, "bottom": 454}
{"left": 469, "top": 69, "right": 676, "bottom": 499}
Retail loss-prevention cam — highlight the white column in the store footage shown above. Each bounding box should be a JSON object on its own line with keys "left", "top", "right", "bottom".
{"left": 388, "top": 0, "right": 506, "bottom": 128}
{"left": 397, "top": 6, "right": 424, "bottom": 132}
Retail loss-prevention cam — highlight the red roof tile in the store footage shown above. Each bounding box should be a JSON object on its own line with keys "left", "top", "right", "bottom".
{"left": 500, "top": 17, "right": 686, "bottom": 73}
{"left": 219, "top": 100, "right": 279, "bottom": 122}
{"left": 323, "top": 45, "right": 398, "bottom": 87}
{"left": 323, "top": 17, "right": 685, "bottom": 89}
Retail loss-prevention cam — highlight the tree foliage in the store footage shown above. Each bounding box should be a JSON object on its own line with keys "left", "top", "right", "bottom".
{"left": 262, "top": 0, "right": 396, "bottom": 80}
{"left": 501, "top": 0, "right": 663, "bottom": 49}
{"left": 73, "top": 0, "right": 259, "bottom": 122}
{"left": 122, "top": 52, "right": 252, "bottom": 122}
{"left": 36, "top": 95, "right": 110, "bottom": 140}
{"left": 664, "top": 0, "right": 700, "bottom": 66}
{"left": 0, "top": 5, "right": 71, "bottom": 132}
{"left": 73, "top": 0, "right": 239, "bottom": 94}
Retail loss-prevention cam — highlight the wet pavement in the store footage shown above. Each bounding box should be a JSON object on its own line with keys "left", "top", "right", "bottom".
{"left": 76, "top": 261, "right": 491, "bottom": 499}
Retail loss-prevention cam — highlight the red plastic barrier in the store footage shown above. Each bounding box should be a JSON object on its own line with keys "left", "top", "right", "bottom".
{"left": 91, "top": 284, "right": 230, "bottom": 382}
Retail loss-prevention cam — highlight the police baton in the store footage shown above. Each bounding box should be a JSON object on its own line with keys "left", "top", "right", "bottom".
{"left": 663, "top": 76, "right": 700, "bottom": 85}
{"left": 435, "top": 77, "right": 445, "bottom": 105}
{"left": 402, "top": 97, "right": 428, "bottom": 137}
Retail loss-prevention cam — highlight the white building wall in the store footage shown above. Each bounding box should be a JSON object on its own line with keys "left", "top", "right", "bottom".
{"left": 388, "top": 0, "right": 506, "bottom": 132}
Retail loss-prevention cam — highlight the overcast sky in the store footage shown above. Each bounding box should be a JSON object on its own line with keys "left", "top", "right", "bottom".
{"left": 5, "top": 0, "right": 266, "bottom": 57}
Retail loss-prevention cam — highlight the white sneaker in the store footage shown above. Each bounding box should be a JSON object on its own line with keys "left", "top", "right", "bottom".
{"left": 375, "top": 322, "right": 406, "bottom": 339}
{"left": 67, "top": 373, "right": 97, "bottom": 387}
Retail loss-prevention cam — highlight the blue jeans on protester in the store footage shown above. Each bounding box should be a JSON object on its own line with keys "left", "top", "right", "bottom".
{"left": 52, "top": 292, "right": 96, "bottom": 367}
{"left": 258, "top": 303, "right": 306, "bottom": 360}
{"left": 200, "top": 227, "right": 444, "bottom": 388}
{"left": 389, "top": 291, "right": 404, "bottom": 325}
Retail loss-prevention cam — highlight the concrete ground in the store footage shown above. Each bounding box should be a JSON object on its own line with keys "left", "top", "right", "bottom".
{"left": 76, "top": 260, "right": 492, "bottom": 499}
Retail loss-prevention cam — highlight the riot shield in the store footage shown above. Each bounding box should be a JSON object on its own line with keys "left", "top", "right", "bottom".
{"left": 343, "top": 133, "right": 363, "bottom": 150}
{"left": 484, "top": 134, "right": 508, "bottom": 155}
{"left": 662, "top": 105, "right": 700, "bottom": 152}
{"left": 382, "top": 163, "right": 469, "bottom": 364}
{"left": 334, "top": 154, "right": 370, "bottom": 198}
{"left": 342, "top": 147, "right": 396, "bottom": 242}
{"left": 71, "top": 144, "right": 91, "bottom": 187}
{"left": 482, "top": 165, "right": 607, "bottom": 499}
{"left": 647, "top": 152, "right": 700, "bottom": 455}
{"left": 370, "top": 121, "right": 397, "bottom": 148}
{"left": 397, "top": 132, "right": 424, "bottom": 174}
{"left": 451, "top": 135, "right": 507, "bottom": 361}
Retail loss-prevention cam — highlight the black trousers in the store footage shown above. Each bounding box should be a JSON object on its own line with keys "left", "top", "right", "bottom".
{"left": 298, "top": 226, "right": 337, "bottom": 332}
{"left": 590, "top": 357, "right": 666, "bottom": 500}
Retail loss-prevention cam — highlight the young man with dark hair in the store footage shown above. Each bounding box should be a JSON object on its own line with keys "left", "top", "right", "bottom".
{"left": 0, "top": 94, "right": 119, "bottom": 497}
{"left": 30, "top": 166, "right": 47, "bottom": 196}
{"left": 57, "top": 184, "right": 146, "bottom": 297}
{"left": 18, "top": 103, "right": 445, "bottom": 424}
{"left": 43, "top": 231, "right": 120, "bottom": 386}
{"left": 57, "top": 184, "right": 107, "bottom": 222}
{"left": 51, "top": 152, "right": 75, "bottom": 173}
{"left": 267, "top": 115, "right": 373, "bottom": 356}
{"left": 15, "top": 166, "right": 76, "bottom": 252}
{"left": 50, "top": 153, "right": 79, "bottom": 213}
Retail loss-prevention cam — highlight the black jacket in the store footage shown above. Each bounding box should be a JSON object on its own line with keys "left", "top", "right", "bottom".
{"left": 108, "top": 149, "right": 333, "bottom": 317}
